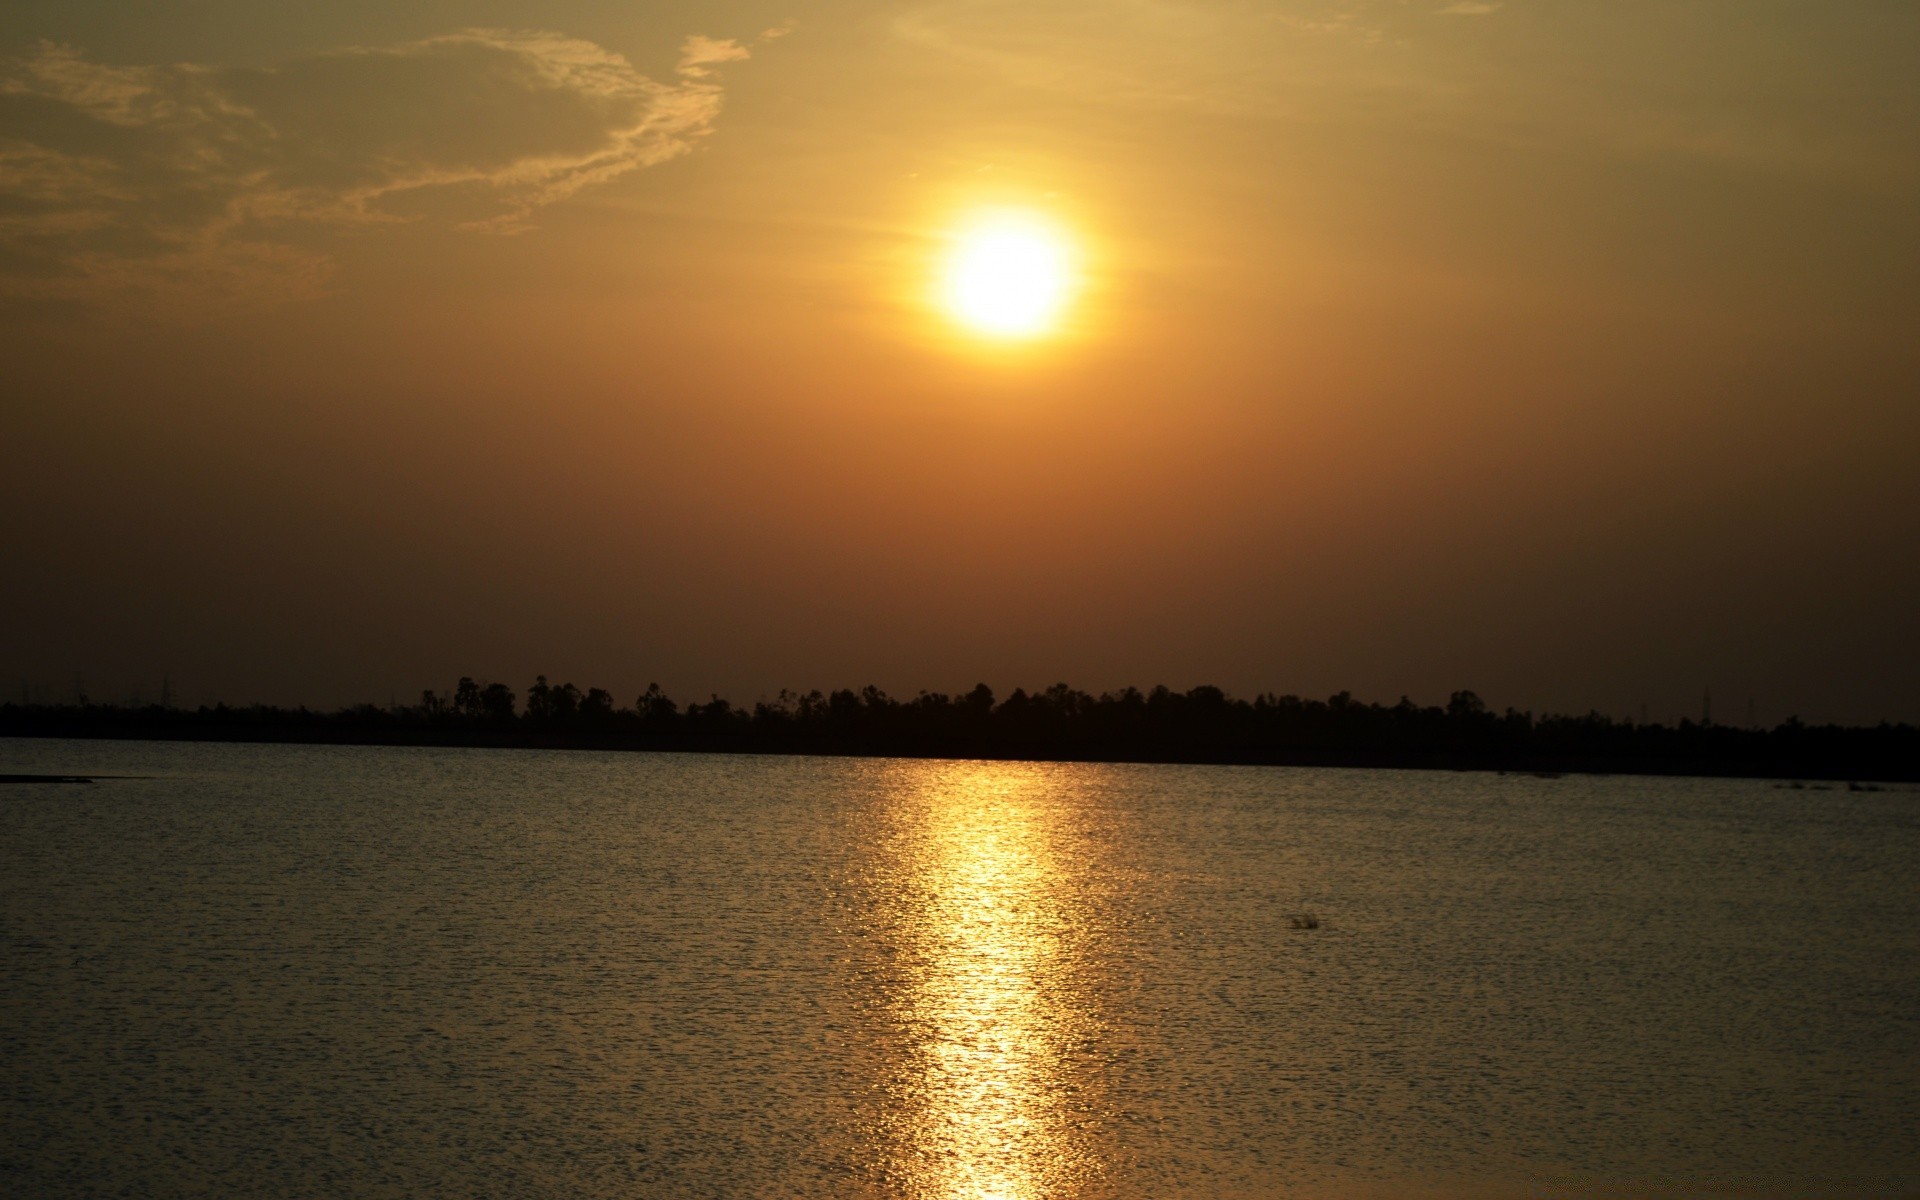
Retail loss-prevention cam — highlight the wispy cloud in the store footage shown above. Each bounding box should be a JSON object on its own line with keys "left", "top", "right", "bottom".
{"left": 890, "top": 0, "right": 1917, "bottom": 187}
{"left": 678, "top": 34, "right": 754, "bottom": 79}
{"left": 0, "top": 29, "right": 756, "bottom": 310}
{"left": 890, "top": 1, "right": 1408, "bottom": 119}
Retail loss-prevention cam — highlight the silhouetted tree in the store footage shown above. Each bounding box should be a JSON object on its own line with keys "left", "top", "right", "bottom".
{"left": 828, "top": 689, "right": 862, "bottom": 725}
{"left": 794, "top": 689, "right": 828, "bottom": 725}
{"left": 526, "top": 676, "right": 553, "bottom": 720}
{"left": 687, "top": 694, "right": 742, "bottom": 732}
{"left": 637, "top": 683, "right": 678, "bottom": 727}
{"left": 480, "top": 682, "right": 516, "bottom": 721}
{"left": 1448, "top": 690, "right": 1488, "bottom": 721}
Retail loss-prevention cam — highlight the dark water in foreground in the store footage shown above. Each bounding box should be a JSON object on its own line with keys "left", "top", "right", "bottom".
{"left": 1, "top": 739, "right": 1915, "bottom": 1198}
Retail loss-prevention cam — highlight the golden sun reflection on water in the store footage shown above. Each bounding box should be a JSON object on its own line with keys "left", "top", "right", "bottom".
{"left": 884, "top": 763, "right": 1090, "bottom": 1200}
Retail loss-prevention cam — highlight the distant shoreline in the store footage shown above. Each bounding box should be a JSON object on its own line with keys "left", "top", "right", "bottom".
{"left": 5, "top": 687, "right": 1915, "bottom": 783}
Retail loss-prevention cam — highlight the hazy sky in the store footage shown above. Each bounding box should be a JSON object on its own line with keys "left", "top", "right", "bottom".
{"left": 3, "top": 0, "right": 1916, "bottom": 723}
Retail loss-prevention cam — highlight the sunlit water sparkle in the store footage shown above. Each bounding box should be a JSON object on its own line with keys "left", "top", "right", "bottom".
{"left": 1, "top": 740, "right": 1914, "bottom": 1198}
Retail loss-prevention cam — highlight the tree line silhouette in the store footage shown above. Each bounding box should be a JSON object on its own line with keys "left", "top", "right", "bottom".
{"left": 4, "top": 676, "right": 1915, "bottom": 781}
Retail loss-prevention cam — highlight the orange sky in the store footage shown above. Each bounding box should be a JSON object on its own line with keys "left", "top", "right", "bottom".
{"left": 3, "top": 1, "right": 1916, "bottom": 722}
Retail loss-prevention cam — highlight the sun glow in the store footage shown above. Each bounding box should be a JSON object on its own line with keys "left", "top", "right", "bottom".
{"left": 939, "top": 211, "right": 1078, "bottom": 339}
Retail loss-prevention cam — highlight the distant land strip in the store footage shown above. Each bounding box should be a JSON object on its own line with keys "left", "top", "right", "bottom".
{"left": 4, "top": 680, "right": 1916, "bottom": 783}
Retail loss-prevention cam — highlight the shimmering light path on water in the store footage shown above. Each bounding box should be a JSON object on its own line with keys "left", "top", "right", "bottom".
{"left": 878, "top": 766, "right": 1086, "bottom": 1198}
{"left": 1, "top": 740, "right": 1915, "bottom": 1197}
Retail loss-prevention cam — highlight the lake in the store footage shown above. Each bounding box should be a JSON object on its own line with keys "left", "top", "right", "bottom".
{"left": 1, "top": 739, "right": 1915, "bottom": 1197}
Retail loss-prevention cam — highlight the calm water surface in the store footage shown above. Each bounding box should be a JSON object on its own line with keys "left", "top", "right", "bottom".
{"left": 1, "top": 739, "right": 1915, "bottom": 1197}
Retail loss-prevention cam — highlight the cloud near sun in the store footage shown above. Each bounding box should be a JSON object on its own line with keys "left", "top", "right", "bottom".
{"left": 0, "top": 30, "right": 754, "bottom": 308}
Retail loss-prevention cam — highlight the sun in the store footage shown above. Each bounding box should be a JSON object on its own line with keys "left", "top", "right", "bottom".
{"left": 939, "top": 210, "right": 1078, "bottom": 340}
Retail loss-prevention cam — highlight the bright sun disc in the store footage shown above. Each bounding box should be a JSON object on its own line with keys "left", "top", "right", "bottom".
{"left": 941, "top": 212, "right": 1076, "bottom": 339}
